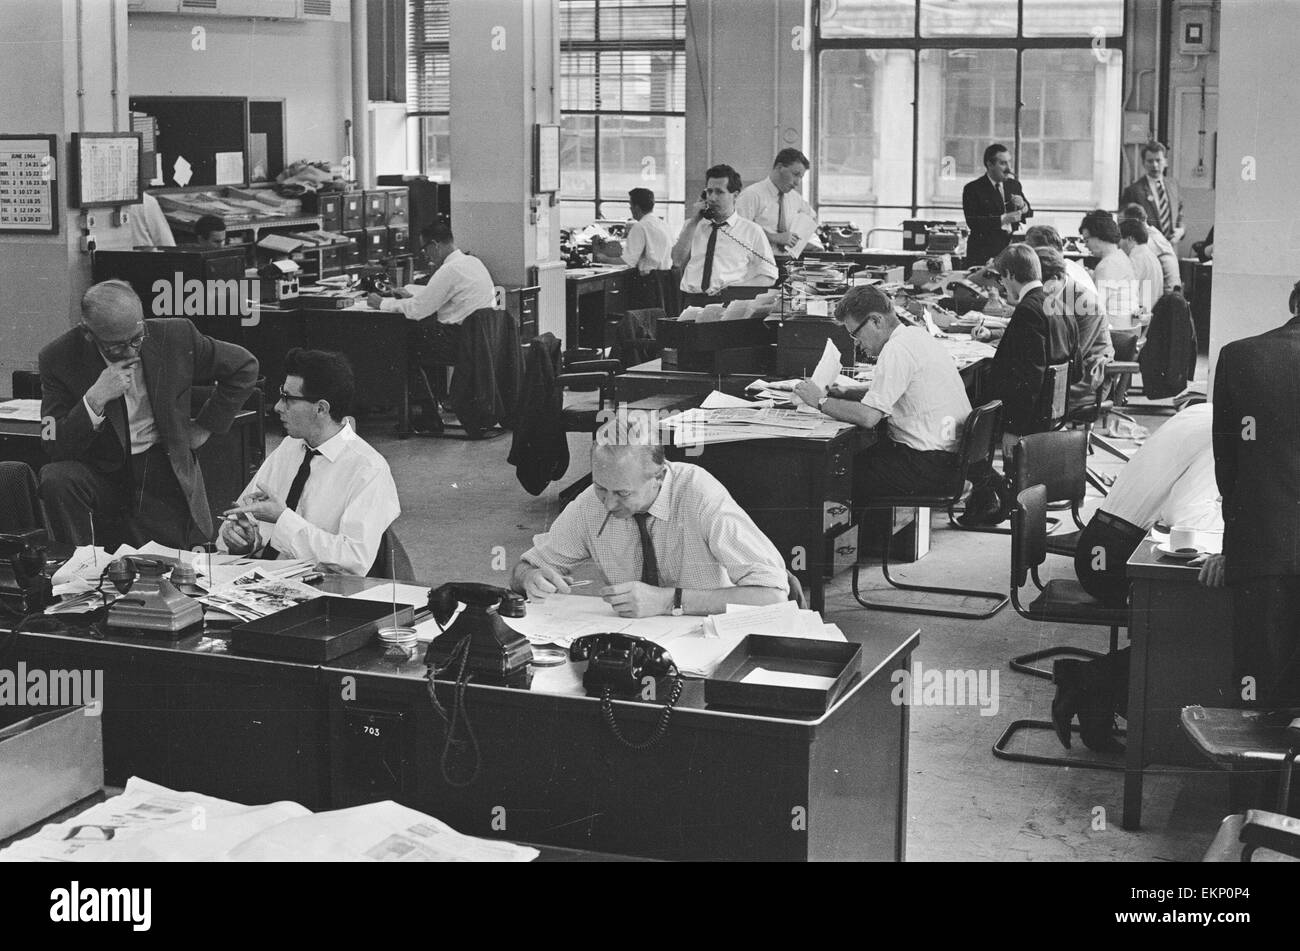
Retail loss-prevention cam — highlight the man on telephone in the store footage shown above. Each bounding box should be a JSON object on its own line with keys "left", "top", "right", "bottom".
{"left": 962, "top": 144, "right": 1033, "bottom": 267}
{"left": 671, "top": 164, "right": 778, "bottom": 307}
{"left": 512, "top": 443, "right": 789, "bottom": 618}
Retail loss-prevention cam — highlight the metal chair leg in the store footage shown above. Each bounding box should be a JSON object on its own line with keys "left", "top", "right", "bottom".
{"left": 1010, "top": 645, "right": 1104, "bottom": 680}
{"left": 993, "top": 720, "right": 1126, "bottom": 770}
{"left": 1090, "top": 432, "right": 1132, "bottom": 462}
{"left": 852, "top": 513, "right": 1008, "bottom": 620}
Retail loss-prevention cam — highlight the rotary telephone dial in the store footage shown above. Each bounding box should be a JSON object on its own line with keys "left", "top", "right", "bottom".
{"left": 570, "top": 632, "right": 683, "bottom": 750}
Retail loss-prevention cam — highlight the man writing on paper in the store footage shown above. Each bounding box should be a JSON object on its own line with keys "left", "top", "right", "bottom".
{"left": 792, "top": 286, "right": 973, "bottom": 505}
{"left": 735, "top": 149, "right": 820, "bottom": 258}
{"left": 512, "top": 443, "right": 788, "bottom": 618}
{"left": 219, "top": 349, "right": 399, "bottom": 576}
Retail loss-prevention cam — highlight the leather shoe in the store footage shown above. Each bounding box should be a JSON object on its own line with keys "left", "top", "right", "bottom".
{"left": 1051, "top": 659, "right": 1086, "bottom": 749}
{"left": 957, "top": 488, "right": 1001, "bottom": 527}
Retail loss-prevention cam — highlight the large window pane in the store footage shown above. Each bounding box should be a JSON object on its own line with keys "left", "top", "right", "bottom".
{"left": 920, "top": 0, "right": 1017, "bottom": 37}
{"left": 594, "top": 50, "right": 683, "bottom": 112}
{"left": 818, "top": 0, "right": 915, "bottom": 38}
{"left": 818, "top": 49, "right": 915, "bottom": 209}
{"left": 561, "top": 51, "right": 597, "bottom": 110}
{"left": 560, "top": 201, "right": 597, "bottom": 232}
{"left": 598, "top": 114, "right": 685, "bottom": 203}
{"left": 1023, "top": 0, "right": 1122, "bottom": 38}
{"left": 420, "top": 116, "right": 450, "bottom": 181}
{"left": 917, "top": 48, "right": 1016, "bottom": 208}
{"left": 561, "top": 114, "right": 596, "bottom": 199}
{"left": 1018, "top": 48, "right": 1122, "bottom": 211}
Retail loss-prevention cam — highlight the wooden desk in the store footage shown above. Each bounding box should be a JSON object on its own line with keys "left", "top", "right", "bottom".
{"left": 565, "top": 265, "right": 630, "bottom": 350}
{"left": 0, "top": 405, "right": 264, "bottom": 535}
{"left": 1123, "top": 536, "right": 1235, "bottom": 829}
{"left": 4, "top": 577, "right": 917, "bottom": 862}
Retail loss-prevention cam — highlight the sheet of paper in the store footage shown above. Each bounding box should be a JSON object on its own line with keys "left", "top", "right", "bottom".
{"left": 810, "top": 338, "right": 843, "bottom": 390}
{"left": 740, "top": 667, "right": 838, "bottom": 691}
{"left": 347, "top": 582, "right": 431, "bottom": 608}
{"left": 664, "top": 632, "right": 745, "bottom": 678}
{"left": 700, "top": 389, "right": 757, "bottom": 409}
{"left": 0, "top": 398, "right": 42, "bottom": 422}
{"left": 708, "top": 600, "right": 800, "bottom": 638}
{"left": 215, "top": 151, "right": 244, "bottom": 185}
{"left": 51, "top": 545, "right": 115, "bottom": 585}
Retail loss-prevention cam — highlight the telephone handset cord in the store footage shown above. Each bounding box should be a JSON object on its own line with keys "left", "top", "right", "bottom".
{"left": 426, "top": 634, "right": 483, "bottom": 787}
{"left": 713, "top": 221, "right": 779, "bottom": 271}
{"left": 600, "top": 677, "right": 684, "bottom": 750}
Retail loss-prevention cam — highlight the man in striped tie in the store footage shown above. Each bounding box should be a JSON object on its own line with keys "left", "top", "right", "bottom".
{"left": 1120, "top": 141, "right": 1184, "bottom": 245}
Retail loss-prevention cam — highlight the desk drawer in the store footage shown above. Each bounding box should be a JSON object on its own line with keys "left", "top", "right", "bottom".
{"left": 341, "top": 192, "right": 365, "bottom": 231}
{"left": 386, "top": 189, "right": 409, "bottom": 226}
{"left": 363, "top": 190, "right": 388, "bottom": 227}
{"left": 823, "top": 499, "right": 851, "bottom": 533}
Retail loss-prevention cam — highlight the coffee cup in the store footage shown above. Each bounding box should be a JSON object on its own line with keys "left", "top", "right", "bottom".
{"left": 1168, "top": 525, "right": 1197, "bottom": 551}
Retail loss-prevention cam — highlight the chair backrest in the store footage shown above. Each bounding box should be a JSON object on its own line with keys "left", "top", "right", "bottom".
{"left": 368, "top": 526, "right": 415, "bottom": 581}
{"left": 1011, "top": 484, "right": 1049, "bottom": 589}
{"left": 1139, "top": 291, "right": 1197, "bottom": 399}
{"left": 11, "top": 370, "right": 40, "bottom": 400}
{"left": 1012, "top": 431, "right": 1087, "bottom": 506}
{"left": 956, "top": 400, "right": 1004, "bottom": 485}
{"left": 786, "top": 570, "right": 807, "bottom": 610}
{"left": 0, "top": 462, "right": 44, "bottom": 535}
{"left": 1036, "top": 362, "right": 1070, "bottom": 430}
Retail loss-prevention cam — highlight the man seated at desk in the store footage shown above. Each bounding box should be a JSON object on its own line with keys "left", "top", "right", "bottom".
{"left": 512, "top": 444, "right": 789, "bottom": 618}
{"left": 38, "top": 280, "right": 258, "bottom": 549}
{"left": 192, "top": 215, "right": 227, "bottom": 249}
{"left": 1118, "top": 218, "right": 1162, "bottom": 320}
{"left": 672, "top": 164, "right": 778, "bottom": 307}
{"left": 735, "top": 148, "right": 819, "bottom": 258}
{"left": 365, "top": 217, "right": 495, "bottom": 432}
{"left": 791, "top": 286, "right": 972, "bottom": 506}
{"left": 590, "top": 187, "right": 673, "bottom": 275}
{"left": 219, "top": 349, "right": 400, "bottom": 576}
{"left": 1119, "top": 203, "right": 1180, "bottom": 294}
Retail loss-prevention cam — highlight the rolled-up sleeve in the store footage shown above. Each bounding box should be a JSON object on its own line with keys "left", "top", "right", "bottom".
{"left": 521, "top": 499, "right": 595, "bottom": 575}
{"left": 861, "top": 338, "right": 915, "bottom": 418}
{"left": 700, "top": 496, "right": 789, "bottom": 593}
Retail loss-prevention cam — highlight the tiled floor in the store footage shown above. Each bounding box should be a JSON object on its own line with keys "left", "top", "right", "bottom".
{"left": 328, "top": 388, "right": 1228, "bottom": 862}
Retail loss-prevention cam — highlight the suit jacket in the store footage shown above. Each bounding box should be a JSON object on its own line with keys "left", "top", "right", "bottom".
{"left": 448, "top": 307, "right": 522, "bottom": 433}
{"left": 1120, "top": 174, "right": 1183, "bottom": 238}
{"left": 1212, "top": 316, "right": 1300, "bottom": 579}
{"left": 1137, "top": 292, "right": 1197, "bottom": 399}
{"left": 38, "top": 317, "right": 259, "bottom": 536}
{"left": 962, "top": 174, "right": 1032, "bottom": 267}
{"left": 984, "top": 287, "right": 1070, "bottom": 435}
{"left": 508, "top": 334, "right": 569, "bottom": 496}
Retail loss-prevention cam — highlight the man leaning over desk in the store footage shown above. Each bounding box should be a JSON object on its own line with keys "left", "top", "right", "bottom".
{"left": 219, "top": 349, "right": 399, "bottom": 577}
{"left": 512, "top": 443, "right": 789, "bottom": 618}
{"left": 792, "top": 286, "right": 973, "bottom": 507}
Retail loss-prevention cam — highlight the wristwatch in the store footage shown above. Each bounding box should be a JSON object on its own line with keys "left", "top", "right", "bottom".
{"left": 672, "top": 588, "right": 684, "bottom": 616}
{"left": 818, "top": 395, "right": 830, "bottom": 410}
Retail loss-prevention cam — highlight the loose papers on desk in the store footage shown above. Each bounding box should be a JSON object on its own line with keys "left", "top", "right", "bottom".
{"left": 662, "top": 405, "right": 851, "bottom": 447}
{"left": 0, "top": 776, "right": 536, "bottom": 862}
{"left": 0, "top": 398, "right": 42, "bottom": 422}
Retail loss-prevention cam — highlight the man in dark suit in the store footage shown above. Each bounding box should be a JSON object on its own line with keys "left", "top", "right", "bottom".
{"left": 1211, "top": 282, "right": 1300, "bottom": 707}
{"left": 38, "top": 280, "right": 259, "bottom": 549}
{"left": 1119, "top": 141, "right": 1184, "bottom": 244}
{"left": 962, "top": 143, "right": 1033, "bottom": 268}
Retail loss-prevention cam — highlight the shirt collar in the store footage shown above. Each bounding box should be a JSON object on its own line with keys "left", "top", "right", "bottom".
{"left": 646, "top": 462, "right": 676, "bottom": 521}
{"left": 1018, "top": 280, "right": 1044, "bottom": 296}
{"left": 309, "top": 422, "right": 355, "bottom": 462}
{"left": 987, "top": 173, "right": 1003, "bottom": 189}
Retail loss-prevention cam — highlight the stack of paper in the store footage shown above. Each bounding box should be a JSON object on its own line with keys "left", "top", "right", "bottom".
{"left": 0, "top": 398, "right": 42, "bottom": 422}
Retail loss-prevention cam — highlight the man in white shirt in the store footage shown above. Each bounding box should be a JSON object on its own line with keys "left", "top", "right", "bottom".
{"left": 512, "top": 443, "right": 788, "bottom": 618}
{"left": 735, "top": 148, "right": 819, "bottom": 257}
{"left": 1024, "top": 224, "right": 1097, "bottom": 296}
{"left": 1080, "top": 209, "right": 1139, "bottom": 330}
{"left": 792, "top": 285, "right": 971, "bottom": 504}
{"left": 591, "top": 187, "right": 673, "bottom": 274}
{"left": 1119, "top": 203, "right": 1180, "bottom": 294}
{"left": 94, "top": 191, "right": 176, "bottom": 251}
{"left": 367, "top": 218, "right": 495, "bottom": 430}
{"left": 220, "top": 349, "right": 400, "bottom": 576}
{"left": 1119, "top": 218, "right": 1163, "bottom": 318}
{"left": 672, "top": 164, "right": 778, "bottom": 306}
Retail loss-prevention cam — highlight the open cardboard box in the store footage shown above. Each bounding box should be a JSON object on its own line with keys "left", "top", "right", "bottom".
{"left": 0, "top": 706, "right": 104, "bottom": 841}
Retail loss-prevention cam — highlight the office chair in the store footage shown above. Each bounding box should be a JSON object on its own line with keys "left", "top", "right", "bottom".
{"left": 412, "top": 308, "right": 520, "bottom": 440}
{"left": 1012, "top": 431, "right": 1089, "bottom": 559}
{"left": 991, "top": 485, "right": 1127, "bottom": 771}
{"left": 0, "top": 462, "right": 45, "bottom": 536}
{"left": 850, "top": 400, "right": 1009, "bottom": 620}
{"left": 608, "top": 308, "right": 663, "bottom": 369}
{"left": 1059, "top": 361, "right": 1140, "bottom": 493}
{"left": 369, "top": 526, "right": 415, "bottom": 582}
{"left": 554, "top": 353, "right": 625, "bottom": 508}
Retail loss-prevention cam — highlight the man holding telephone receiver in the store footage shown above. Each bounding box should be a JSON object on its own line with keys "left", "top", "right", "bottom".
{"left": 963, "top": 143, "right": 1033, "bottom": 267}
{"left": 672, "top": 164, "right": 778, "bottom": 306}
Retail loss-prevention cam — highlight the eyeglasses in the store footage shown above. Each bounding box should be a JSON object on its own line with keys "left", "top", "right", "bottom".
{"left": 277, "top": 388, "right": 317, "bottom": 404}
{"left": 85, "top": 323, "right": 147, "bottom": 355}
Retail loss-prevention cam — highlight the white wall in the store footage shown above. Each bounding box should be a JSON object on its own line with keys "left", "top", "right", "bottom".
{"left": 127, "top": 14, "right": 352, "bottom": 165}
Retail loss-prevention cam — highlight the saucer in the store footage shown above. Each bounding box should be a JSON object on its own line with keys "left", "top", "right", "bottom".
{"left": 1155, "top": 542, "right": 1207, "bottom": 560}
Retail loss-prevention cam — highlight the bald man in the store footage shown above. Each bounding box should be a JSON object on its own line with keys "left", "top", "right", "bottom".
{"left": 512, "top": 443, "right": 788, "bottom": 618}
{"left": 38, "top": 280, "right": 259, "bottom": 549}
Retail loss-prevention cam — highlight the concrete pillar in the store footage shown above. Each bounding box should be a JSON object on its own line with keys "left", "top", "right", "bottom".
{"left": 1208, "top": 0, "right": 1300, "bottom": 376}
{"left": 448, "top": 0, "right": 560, "bottom": 289}
{"left": 1, "top": 0, "right": 127, "bottom": 392}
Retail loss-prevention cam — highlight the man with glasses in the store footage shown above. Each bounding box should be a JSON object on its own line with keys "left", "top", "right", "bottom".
{"left": 37, "top": 279, "right": 258, "bottom": 548}
{"left": 366, "top": 217, "right": 494, "bottom": 432}
{"left": 792, "top": 285, "right": 972, "bottom": 507}
{"left": 218, "top": 349, "right": 399, "bottom": 576}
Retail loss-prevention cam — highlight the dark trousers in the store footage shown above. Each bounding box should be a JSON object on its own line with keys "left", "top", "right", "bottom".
{"left": 1073, "top": 510, "right": 1146, "bottom": 608}
{"left": 39, "top": 444, "right": 205, "bottom": 550}
{"left": 853, "top": 438, "right": 961, "bottom": 503}
{"left": 410, "top": 319, "right": 463, "bottom": 407}
{"left": 1111, "top": 328, "right": 1140, "bottom": 405}
{"left": 1230, "top": 575, "right": 1300, "bottom": 707}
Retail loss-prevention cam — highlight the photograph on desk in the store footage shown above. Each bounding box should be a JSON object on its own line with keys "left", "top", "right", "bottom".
{"left": 0, "top": 0, "right": 1295, "bottom": 905}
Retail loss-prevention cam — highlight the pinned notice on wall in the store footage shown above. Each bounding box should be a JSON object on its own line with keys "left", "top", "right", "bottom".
{"left": 0, "top": 134, "right": 59, "bottom": 234}
{"left": 215, "top": 151, "right": 245, "bottom": 186}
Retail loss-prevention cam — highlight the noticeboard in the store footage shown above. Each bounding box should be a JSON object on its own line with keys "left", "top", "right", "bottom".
{"left": 69, "top": 132, "right": 143, "bottom": 209}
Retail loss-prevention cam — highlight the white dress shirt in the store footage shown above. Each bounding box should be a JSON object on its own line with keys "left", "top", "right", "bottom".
{"left": 1125, "top": 243, "right": 1163, "bottom": 314}
{"left": 735, "top": 177, "right": 819, "bottom": 248}
{"left": 1100, "top": 403, "right": 1221, "bottom": 531}
{"left": 1063, "top": 257, "right": 1097, "bottom": 295}
{"left": 83, "top": 353, "right": 159, "bottom": 454}
{"left": 222, "top": 423, "right": 401, "bottom": 576}
{"left": 860, "top": 324, "right": 972, "bottom": 453}
{"left": 380, "top": 249, "right": 495, "bottom": 324}
{"left": 620, "top": 213, "right": 673, "bottom": 273}
{"left": 522, "top": 461, "right": 788, "bottom": 594}
{"left": 1092, "top": 247, "right": 1139, "bottom": 329}
{"left": 95, "top": 192, "right": 176, "bottom": 251}
{"left": 678, "top": 212, "right": 778, "bottom": 295}
{"left": 1146, "top": 225, "right": 1181, "bottom": 292}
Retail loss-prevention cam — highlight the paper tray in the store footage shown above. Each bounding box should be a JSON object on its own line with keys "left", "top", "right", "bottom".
{"left": 705, "top": 635, "right": 861, "bottom": 715}
{"left": 230, "top": 596, "right": 415, "bottom": 663}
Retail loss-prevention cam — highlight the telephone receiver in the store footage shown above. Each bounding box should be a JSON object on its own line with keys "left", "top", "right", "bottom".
{"left": 698, "top": 190, "right": 717, "bottom": 221}
{"left": 424, "top": 582, "right": 531, "bottom": 682}
{"left": 105, "top": 556, "right": 170, "bottom": 595}
{"left": 0, "top": 530, "right": 52, "bottom": 610}
{"left": 570, "top": 632, "right": 679, "bottom": 698}
{"left": 427, "top": 582, "right": 525, "bottom": 627}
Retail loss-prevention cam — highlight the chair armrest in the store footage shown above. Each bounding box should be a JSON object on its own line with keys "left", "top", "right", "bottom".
{"left": 1240, "top": 810, "right": 1300, "bottom": 860}
{"left": 1107, "top": 361, "right": 1140, "bottom": 377}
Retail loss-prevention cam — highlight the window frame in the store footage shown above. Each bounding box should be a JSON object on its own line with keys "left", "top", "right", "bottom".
{"left": 407, "top": 0, "right": 450, "bottom": 178}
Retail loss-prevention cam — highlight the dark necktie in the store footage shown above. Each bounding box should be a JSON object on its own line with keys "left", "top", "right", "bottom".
{"left": 699, "top": 221, "right": 724, "bottom": 294}
{"left": 633, "top": 512, "right": 660, "bottom": 586}
{"left": 262, "top": 446, "right": 319, "bottom": 560}
{"left": 1154, "top": 178, "right": 1172, "bottom": 236}
{"left": 777, "top": 191, "right": 788, "bottom": 234}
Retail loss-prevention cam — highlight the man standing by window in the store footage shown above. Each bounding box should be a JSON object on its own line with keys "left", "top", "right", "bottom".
{"left": 962, "top": 144, "right": 1033, "bottom": 267}
{"left": 1120, "top": 141, "right": 1184, "bottom": 245}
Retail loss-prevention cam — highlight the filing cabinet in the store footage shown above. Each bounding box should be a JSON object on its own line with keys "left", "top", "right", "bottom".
{"left": 363, "top": 190, "right": 388, "bottom": 228}
{"left": 342, "top": 230, "right": 365, "bottom": 266}
{"left": 362, "top": 227, "right": 388, "bottom": 261}
{"left": 385, "top": 188, "right": 409, "bottom": 226}
{"left": 341, "top": 191, "right": 365, "bottom": 231}
{"left": 303, "top": 192, "right": 344, "bottom": 232}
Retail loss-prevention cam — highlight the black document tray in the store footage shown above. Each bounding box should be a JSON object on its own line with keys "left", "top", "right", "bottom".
{"left": 230, "top": 596, "right": 415, "bottom": 663}
{"left": 705, "top": 635, "right": 861, "bottom": 715}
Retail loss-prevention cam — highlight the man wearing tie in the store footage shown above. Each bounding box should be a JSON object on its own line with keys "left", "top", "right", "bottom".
{"left": 1120, "top": 141, "right": 1184, "bottom": 245}
{"left": 219, "top": 349, "right": 399, "bottom": 576}
{"left": 672, "top": 164, "right": 778, "bottom": 306}
{"left": 962, "top": 143, "right": 1033, "bottom": 268}
{"left": 735, "top": 148, "right": 819, "bottom": 257}
{"left": 38, "top": 280, "right": 258, "bottom": 549}
{"left": 512, "top": 444, "right": 788, "bottom": 618}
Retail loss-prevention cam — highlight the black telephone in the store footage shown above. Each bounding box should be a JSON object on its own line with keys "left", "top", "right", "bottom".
{"left": 0, "top": 531, "right": 52, "bottom": 613}
{"left": 425, "top": 582, "right": 531, "bottom": 682}
{"left": 948, "top": 279, "right": 993, "bottom": 316}
{"left": 570, "top": 632, "right": 678, "bottom": 697}
{"left": 698, "top": 189, "right": 716, "bottom": 221}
